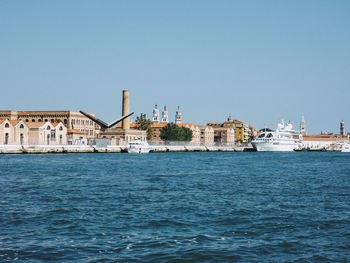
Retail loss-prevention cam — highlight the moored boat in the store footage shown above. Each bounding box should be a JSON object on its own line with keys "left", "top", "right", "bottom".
{"left": 251, "top": 120, "right": 302, "bottom": 152}
{"left": 127, "top": 139, "right": 150, "bottom": 154}
{"left": 326, "top": 141, "right": 350, "bottom": 152}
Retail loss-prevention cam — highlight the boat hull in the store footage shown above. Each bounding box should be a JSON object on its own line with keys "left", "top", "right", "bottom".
{"left": 127, "top": 146, "right": 150, "bottom": 154}
{"left": 252, "top": 141, "right": 299, "bottom": 152}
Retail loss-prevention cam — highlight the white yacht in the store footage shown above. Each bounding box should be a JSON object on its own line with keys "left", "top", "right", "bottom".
{"left": 252, "top": 120, "right": 302, "bottom": 152}
{"left": 326, "top": 141, "right": 350, "bottom": 152}
{"left": 127, "top": 139, "right": 150, "bottom": 154}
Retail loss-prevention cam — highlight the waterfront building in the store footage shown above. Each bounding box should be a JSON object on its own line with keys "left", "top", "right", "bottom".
{"left": 208, "top": 115, "right": 250, "bottom": 143}
{"left": 0, "top": 119, "right": 15, "bottom": 144}
{"left": 53, "top": 123, "right": 68, "bottom": 145}
{"left": 27, "top": 121, "right": 67, "bottom": 145}
{"left": 178, "top": 123, "right": 201, "bottom": 145}
{"left": 302, "top": 134, "right": 350, "bottom": 150}
{"left": 152, "top": 104, "right": 160, "bottom": 123}
{"left": 0, "top": 119, "right": 30, "bottom": 145}
{"left": 249, "top": 126, "right": 259, "bottom": 138}
{"left": 68, "top": 129, "right": 88, "bottom": 145}
{"left": 98, "top": 128, "right": 146, "bottom": 146}
{"left": 197, "top": 126, "right": 214, "bottom": 146}
{"left": 161, "top": 106, "right": 169, "bottom": 123}
{"left": 149, "top": 123, "right": 167, "bottom": 141}
{"left": 175, "top": 106, "right": 182, "bottom": 124}
{"left": 212, "top": 127, "right": 235, "bottom": 146}
{"left": 13, "top": 120, "right": 29, "bottom": 145}
{"left": 0, "top": 111, "right": 97, "bottom": 138}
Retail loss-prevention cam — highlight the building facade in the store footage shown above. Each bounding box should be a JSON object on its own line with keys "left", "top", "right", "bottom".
{"left": 0, "top": 119, "right": 29, "bottom": 145}
{"left": 212, "top": 127, "right": 235, "bottom": 146}
{"left": 27, "top": 121, "right": 68, "bottom": 145}
{"left": 207, "top": 116, "right": 250, "bottom": 144}
{"left": 0, "top": 111, "right": 97, "bottom": 139}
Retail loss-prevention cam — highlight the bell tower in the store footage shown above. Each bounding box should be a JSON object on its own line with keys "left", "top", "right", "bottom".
{"left": 161, "top": 106, "right": 169, "bottom": 123}
{"left": 340, "top": 120, "right": 345, "bottom": 136}
{"left": 152, "top": 104, "right": 160, "bottom": 123}
{"left": 175, "top": 106, "right": 182, "bottom": 124}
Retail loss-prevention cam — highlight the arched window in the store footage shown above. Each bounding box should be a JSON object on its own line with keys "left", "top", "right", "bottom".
{"left": 20, "top": 124, "right": 24, "bottom": 129}
{"left": 64, "top": 119, "right": 68, "bottom": 124}
{"left": 47, "top": 126, "right": 51, "bottom": 130}
{"left": 25, "top": 119, "right": 29, "bottom": 122}
{"left": 32, "top": 119, "right": 35, "bottom": 122}
{"left": 44, "top": 119, "right": 48, "bottom": 122}
{"left": 38, "top": 119, "right": 42, "bottom": 122}
{"left": 51, "top": 119, "right": 54, "bottom": 123}
{"left": 5, "top": 123, "right": 9, "bottom": 128}
{"left": 59, "top": 126, "right": 63, "bottom": 131}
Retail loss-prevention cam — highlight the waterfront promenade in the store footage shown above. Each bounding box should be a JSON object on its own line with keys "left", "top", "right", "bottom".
{"left": 0, "top": 144, "right": 243, "bottom": 154}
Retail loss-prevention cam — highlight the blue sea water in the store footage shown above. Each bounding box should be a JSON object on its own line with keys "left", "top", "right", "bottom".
{"left": 0, "top": 152, "right": 349, "bottom": 263}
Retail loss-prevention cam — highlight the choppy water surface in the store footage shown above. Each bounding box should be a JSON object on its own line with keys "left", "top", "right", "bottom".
{"left": 1, "top": 152, "right": 349, "bottom": 262}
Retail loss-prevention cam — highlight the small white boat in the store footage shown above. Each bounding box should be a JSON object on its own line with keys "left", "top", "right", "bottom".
{"left": 127, "top": 139, "right": 150, "bottom": 154}
{"left": 326, "top": 141, "right": 350, "bottom": 152}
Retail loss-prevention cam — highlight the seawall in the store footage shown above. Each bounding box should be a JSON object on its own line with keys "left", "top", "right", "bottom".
{"left": 0, "top": 145, "right": 247, "bottom": 154}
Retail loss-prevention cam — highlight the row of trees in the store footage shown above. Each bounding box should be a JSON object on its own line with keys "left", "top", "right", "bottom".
{"left": 135, "top": 113, "right": 192, "bottom": 141}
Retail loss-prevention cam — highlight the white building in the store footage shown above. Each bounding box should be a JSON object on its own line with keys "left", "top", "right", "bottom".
{"left": 27, "top": 121, "right": 68, "bottom": 145}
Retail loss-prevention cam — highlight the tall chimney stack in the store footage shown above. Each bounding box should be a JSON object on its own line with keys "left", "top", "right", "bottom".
{"left": 122, "top": 90, "right": 130, "bottom": 130}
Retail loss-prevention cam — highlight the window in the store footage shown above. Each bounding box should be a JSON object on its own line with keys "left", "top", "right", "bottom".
{"left": 20, "top": 124, "right": 24, "bottom": 129}
{"left": 59, "top": 126, "right": 63, "bottom": 131}
{"left": 47, "top": 126, "right": 51, "bottom": 130}
{"left": 64, "top": 119, "right": 68, "bottom": 124}
{"left": 5, "top": 123, "right": 9, "bottom": 128}
{"left": 51, "top": 119, "right": 54, "bottom": 123}
{"left": 32, "top": 119, "right": 35, "bottom": 122}
{"left": 45, "top": 119, "right": 48, "bottom": 122}
{"left": 38, "top": 119, "right": 42, "bottom": 122}
{"left": 25, "top": 119, "right": 29, "bottom": 122}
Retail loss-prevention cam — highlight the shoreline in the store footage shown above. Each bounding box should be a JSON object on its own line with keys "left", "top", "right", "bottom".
{"left": 0, "top": 145, "right": 249, "bottom": 154}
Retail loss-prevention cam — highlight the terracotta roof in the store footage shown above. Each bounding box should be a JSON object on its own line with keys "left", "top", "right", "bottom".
{"left": 52, "top": 122, "right": 63, "bottom": 127}
{"left": 0, "top": 120, "right": 4, "bottom": 125}
{"left": 9, "top": 120, "right": 21, "bottom": 126}
{"left": 151, "top": 123, "right": 168, "bottom": 128}
{"left": 223, "top": 120, "right": 243, "bottom": 125}
{"left": 26, "top": 122, "right": 48, "bottom": 129}
{"left": 17, "top": 111, "right": 70, "bottom": 115}
{"left": 116, "top": 123, "right": 137, "bottom": 128}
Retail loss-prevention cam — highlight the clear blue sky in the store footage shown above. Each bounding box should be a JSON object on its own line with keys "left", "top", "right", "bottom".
{"left": 1, "top": 0, "right": 349, "bottom": 134}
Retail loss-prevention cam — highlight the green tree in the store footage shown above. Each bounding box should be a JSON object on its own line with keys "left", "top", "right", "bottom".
{"left": 135, "top": 113, "right": 153, "bottom": 140}
{"left": 160, "top": 123, "right": 192, "bottom": 141}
